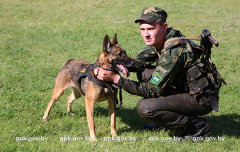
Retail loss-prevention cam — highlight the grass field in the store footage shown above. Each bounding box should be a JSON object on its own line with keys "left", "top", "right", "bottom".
{"left": 0, "top": 0, "right": 240, "bottom": 151}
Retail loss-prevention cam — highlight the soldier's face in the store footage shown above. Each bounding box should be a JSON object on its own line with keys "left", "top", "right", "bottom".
{"left": 140, "top": 20, "right": 167, "bottom": 49}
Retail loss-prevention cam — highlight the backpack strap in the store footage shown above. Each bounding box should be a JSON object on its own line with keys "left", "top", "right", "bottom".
{"left": 162, "top": 35, "right": 201, "bottom": 53}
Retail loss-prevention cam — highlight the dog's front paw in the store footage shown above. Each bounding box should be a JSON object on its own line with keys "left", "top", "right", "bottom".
{"left": 90, "top": 137, "right": 98, "bottom": 142}
{"left": 67, "top": 112, "right": 75, "bottom": 115}
{"left": 42, "top": 119, "right": 47, "bottom": 123}
{"left": 111, "top": 130, "right": 118, "bottom": 137}
{"left": 112, "top": 133, "right": 118, "bottom": 138}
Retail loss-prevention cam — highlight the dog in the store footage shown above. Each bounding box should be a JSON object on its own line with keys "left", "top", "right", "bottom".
{"left": 42, "top": 34, "right": 135, "bottom": 141}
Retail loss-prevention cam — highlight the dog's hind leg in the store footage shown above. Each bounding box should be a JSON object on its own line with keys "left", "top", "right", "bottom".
{"left": 42, "top": 70, "right": 74, "bottom": 121}
{"left": 67, "top": 87, "right": 81, "bottom": 115}
{"left": 108, "top": 97, "right": 118, "bottom": 137}
{"left": 42, "top": 84, "right": 65, "bottom": 121}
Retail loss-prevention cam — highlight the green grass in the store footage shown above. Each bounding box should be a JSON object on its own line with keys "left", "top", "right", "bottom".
{"left": 1, "top": 0, "right": 240, "bottom": 151}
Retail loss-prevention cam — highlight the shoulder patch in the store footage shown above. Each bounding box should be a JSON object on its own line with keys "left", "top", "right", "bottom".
{"left": 150, "top": 73, "right": 162, "bottom": 86}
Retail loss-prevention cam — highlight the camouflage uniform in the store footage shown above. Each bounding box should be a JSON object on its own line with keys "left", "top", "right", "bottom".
{"left": 119, "top": 28, "right": 204, "bottom": 97}
{"left": 116, "top": 7, "right": 222, "bottom": 139}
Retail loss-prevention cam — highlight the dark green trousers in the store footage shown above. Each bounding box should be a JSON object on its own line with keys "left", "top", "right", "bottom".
{"left": 136, "top": 67, "right": 215, "bottom": 137}
{"left": 136, "top": 85, "right": 213, "bottom": 130}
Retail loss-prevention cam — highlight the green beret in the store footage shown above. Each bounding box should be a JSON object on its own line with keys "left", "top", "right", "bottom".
{"left": 135, "top": 7, "right": 168, "bottom": 23}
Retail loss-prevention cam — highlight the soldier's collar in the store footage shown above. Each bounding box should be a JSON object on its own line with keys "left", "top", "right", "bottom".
{"left": 165, "top": 28, "right": 174, "bottom": 40}
{"left": 165, "top": 28, "right": 183, "bottom": 40}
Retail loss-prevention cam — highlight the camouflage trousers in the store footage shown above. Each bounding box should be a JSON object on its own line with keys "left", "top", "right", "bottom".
{"left": 136, "top": 68, "right": 214, "bottom": 131}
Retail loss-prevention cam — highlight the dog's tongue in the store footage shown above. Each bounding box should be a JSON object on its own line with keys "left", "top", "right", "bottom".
{"left": 118, "top": 64, "right": 130, "bottom": 78}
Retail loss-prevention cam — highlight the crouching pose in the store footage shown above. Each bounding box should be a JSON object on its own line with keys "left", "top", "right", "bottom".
{"left": 97, "top": 7, "right": 225, "bottom": 141}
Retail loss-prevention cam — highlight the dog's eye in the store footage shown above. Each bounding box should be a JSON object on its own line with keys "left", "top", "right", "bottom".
{"left": 118, "top": 52, "right": 123, "bottom": 56}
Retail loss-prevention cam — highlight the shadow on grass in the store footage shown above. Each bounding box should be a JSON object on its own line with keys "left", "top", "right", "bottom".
{"left": 94, "top": 107, "right": 240, "bottom": 137}
{"left": 205, "top": 113, "right": 240, "bottom": 138}
{"left": 94, "top": 106, "right": 149, "bottom": 133}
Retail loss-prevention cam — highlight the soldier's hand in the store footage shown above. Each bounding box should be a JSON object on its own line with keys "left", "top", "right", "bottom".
{"left": 97, "top": 64, "right": 120, "bottom": 84}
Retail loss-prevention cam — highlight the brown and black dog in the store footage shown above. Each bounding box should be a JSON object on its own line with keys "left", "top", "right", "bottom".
{"left": 42, "top": 34, "right": 134, "bottom": 141}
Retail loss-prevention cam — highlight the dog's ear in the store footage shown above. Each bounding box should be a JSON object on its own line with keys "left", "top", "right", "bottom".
{"left": 103, "top": 35, "right": 112, "bottom": 53}
{"left": 112, "top": 33, "right": 118, "bottom": 44}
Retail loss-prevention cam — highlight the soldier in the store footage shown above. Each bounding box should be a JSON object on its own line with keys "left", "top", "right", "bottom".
{"left": 97, "top": 7, "right": 223, "bottom": 140}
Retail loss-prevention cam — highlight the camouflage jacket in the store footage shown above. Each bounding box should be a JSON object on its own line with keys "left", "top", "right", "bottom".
{"left": 117, "top": 28, "right": 203, "bottom": 98}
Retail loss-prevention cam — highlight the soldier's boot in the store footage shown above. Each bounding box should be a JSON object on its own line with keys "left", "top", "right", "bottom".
{"left": 143, "top": 124, "right": 164, "bottom": 130}
{"left": 180, "top": 116, "right": 211, "bottom": 141}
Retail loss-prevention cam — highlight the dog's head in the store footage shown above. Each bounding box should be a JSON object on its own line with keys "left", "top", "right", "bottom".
{"left": 98, "top": 33, "right": 135, "bottom": 78}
